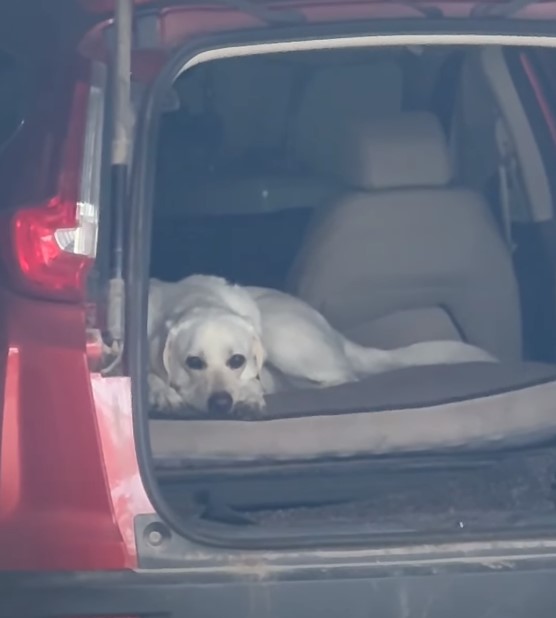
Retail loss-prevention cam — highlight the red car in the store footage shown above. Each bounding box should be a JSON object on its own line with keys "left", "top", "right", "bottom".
{"left": 4, "top": 0, "right": 556, "bottom": 616}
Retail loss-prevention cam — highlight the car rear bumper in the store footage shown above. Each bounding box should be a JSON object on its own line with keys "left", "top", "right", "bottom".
{"left": 4, "top": 551, "right": 556, "bottom": 618}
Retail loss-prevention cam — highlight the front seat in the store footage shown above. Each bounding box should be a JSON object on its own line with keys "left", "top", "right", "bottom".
{"left": 288, "top": 112, "right": 522, "bottom": 361}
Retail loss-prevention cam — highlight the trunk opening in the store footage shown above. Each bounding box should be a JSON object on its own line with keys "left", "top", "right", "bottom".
{"left": 125, "top": 19, "right": 556, "bottom": 556}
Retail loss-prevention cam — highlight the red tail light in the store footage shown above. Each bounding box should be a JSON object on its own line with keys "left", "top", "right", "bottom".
{"left": 3, "top": 63, "right": 104, "bottom": 302}
{"left": 10, "top": 196, "right": 95, "bottom": 301}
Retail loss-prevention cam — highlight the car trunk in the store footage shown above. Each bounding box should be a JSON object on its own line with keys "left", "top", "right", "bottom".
{"left": 97, "top": 1, "right": 556, "bottom": 555}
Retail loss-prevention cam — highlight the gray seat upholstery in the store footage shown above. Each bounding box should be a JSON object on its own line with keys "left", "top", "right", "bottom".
{"left": 165, "top": 61, "right": 403, "bottom": 218}
{"left": 291, "top": 61, "right": 403, "bottom": 175}
{"left": 288, "top": 112, "right": 522, "bottom": 360}
{"left": 164, "top": 173, "right": 340, "bottom": 216}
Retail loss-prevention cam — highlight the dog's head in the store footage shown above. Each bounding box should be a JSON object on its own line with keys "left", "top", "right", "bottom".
{"left": 162, "top": 310, "right": 266, "bottom": 415}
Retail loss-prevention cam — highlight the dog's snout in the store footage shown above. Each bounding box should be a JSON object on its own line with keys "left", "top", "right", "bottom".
{"left": 208, "top": 391, "right": 234, "bottom": 415}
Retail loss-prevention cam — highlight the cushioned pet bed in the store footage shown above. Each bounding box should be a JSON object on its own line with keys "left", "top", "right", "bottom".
{"left": 150, "top": 362, "right": 556, "bottom": 467}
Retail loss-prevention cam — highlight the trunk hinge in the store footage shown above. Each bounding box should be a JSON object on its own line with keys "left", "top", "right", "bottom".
{"left": 102, "top": 0, "right": 133, "bottom": 376}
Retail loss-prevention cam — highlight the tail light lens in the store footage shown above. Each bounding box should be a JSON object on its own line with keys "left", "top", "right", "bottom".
{"left": 5, "top": 62, "right": 105, "bottom": 302}
{"left": 11, "top": 196, "right": 97, "bottom": 301}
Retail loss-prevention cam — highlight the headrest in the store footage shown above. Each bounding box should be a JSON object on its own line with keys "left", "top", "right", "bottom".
{"left": 292, "top": 61, "right": 403, "bottom": 169}
{"left": 333, "top": 112, "right": 453, "bottom": 190}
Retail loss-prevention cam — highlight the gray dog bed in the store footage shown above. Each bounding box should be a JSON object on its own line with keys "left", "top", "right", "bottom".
{"left": 150, "top": 362, "right": 556, "bottom": 467}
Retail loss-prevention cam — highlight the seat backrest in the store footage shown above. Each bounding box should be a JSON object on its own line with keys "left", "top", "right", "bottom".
{"left": 153, "top": 60, "right": 404, "bottom": 288}
{"left": 290, "top": 60, "right": 403, "bottom": 173}
{"left": 288, "top": 112, "right": 522, "bottom": 360}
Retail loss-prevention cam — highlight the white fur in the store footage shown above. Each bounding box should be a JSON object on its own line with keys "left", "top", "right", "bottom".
{"left": 148, "top": 275, "right": 496, "bottom": 415}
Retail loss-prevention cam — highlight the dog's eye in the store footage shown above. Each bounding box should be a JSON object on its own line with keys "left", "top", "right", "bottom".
{"left": 227, "top": 354, "right": 246, "bottom": 369}
{"left": 185, "top": 356, "right": 206, "bottom": 370}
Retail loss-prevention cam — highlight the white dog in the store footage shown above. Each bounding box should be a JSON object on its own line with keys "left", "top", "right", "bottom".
{"left": 148, "top": 274, "right": 496, "bottom": 416}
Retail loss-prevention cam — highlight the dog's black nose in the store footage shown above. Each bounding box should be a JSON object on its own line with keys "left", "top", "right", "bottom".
{"left": 207, "top": 391, "right": 233, "bottom": 415}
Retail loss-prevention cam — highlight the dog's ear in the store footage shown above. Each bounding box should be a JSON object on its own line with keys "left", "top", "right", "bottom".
{"left": 161, "top": 325, "right": 177, "bottom": 380}
{"left": 240, "top": 329, "right": 266, "bottom": 381}
{"left": 252, "top": 332, "right": 266, "bottom": 375}
{"left": 162, "top": 319, "right": 191, "bottom": 381}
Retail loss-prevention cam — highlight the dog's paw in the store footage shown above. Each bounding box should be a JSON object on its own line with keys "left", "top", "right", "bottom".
{"left": 231, "top": 402, "right": 268, "bottom": 421}
{"left": 232, "top": 386, "right": 267, "bottom": 420}
{"left": 148, "top": 373, "right": 184, "bottom": 412}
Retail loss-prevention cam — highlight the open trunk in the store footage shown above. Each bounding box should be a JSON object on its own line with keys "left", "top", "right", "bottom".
{"left": 123, "top": 18, "right": 556, "bottom": 549}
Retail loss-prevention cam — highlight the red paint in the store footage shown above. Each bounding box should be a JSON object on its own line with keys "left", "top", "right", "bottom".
{"left": 77, "top": 0, "right": 556, "bottom": 20}
{"left": 91, "top": 376, "right": 155, "bottom": 559}
{"left": 77, "top": 3, "right": 556, "bottom": 66}
{"left": 0, "top": 289, "right": 132, "bottom": 570}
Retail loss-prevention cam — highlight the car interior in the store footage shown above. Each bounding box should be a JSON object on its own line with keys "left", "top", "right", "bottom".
{"left": 146, "top": 44, "right": 556, "bottom": 539}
